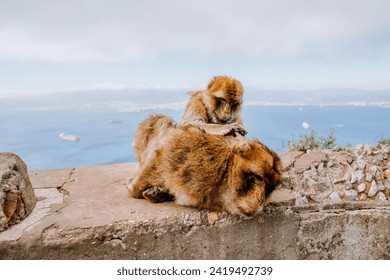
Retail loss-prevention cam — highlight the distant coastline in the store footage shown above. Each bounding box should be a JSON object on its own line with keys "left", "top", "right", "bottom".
{"left": 1, "top": 88, "right": 390, "bottom": 112}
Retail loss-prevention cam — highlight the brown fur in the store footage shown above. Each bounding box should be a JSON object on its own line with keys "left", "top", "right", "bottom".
{"left": 129, "top": 115, "right": 282, "bottom": 216}
{"left": 133, "top": 114, "right": 176, "bottom": 165}
{"left": 180, "top": 75, "right": 246, "bottom": 136}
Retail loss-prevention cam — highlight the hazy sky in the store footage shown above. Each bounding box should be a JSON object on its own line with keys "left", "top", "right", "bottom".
{"left": 1, "top": 0, "right": 390, "bottom": 97}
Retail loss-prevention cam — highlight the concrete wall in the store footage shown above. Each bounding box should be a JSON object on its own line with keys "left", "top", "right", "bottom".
{"left": 1, "top": 145, "right": 390, "bottom": 259}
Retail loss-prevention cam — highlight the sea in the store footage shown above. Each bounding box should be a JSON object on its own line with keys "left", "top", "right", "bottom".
{"left": 1, "top": 90, "right": 390, "bottom": 170}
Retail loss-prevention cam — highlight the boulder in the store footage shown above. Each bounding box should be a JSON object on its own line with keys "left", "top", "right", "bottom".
{"left": 0, "top": 153, "right": 36, "bottom": 232}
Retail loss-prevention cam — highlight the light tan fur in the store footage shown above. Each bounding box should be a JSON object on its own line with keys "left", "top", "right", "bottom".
{"left": 180, "top": 75, "right": 246, "bottom": 136}
{"left": 129, "top": 115, "right": 282, "bottom": 216}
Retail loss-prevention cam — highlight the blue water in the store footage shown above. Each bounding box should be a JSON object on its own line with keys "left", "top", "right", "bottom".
{"left": 1, "top": 106, "right": 389, "bottom": 170}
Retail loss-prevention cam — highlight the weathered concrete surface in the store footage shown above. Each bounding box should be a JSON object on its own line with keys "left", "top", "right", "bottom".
{"left": 0, "top": 145, "right": 390, "bottom": 259}
{"left": 0, "top": 162, "right": 298, "bottom": 259}
{"left": 0, "top": 153, "right": 36, "bottom": 232}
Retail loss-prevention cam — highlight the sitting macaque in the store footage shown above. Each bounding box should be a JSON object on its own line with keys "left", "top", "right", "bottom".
{"left": 180, "top": 75, "right": 246, "bottom": 137}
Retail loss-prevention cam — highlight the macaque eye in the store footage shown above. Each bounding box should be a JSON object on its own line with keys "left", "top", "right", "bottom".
{"left": 230, "top": 102, "right": 239, "bottom": 110}
{"left": 240, "top": 172, "right": 263, "bottom": 195}
{"left": 216, "top": 98, "right": 226, "bottom": 107}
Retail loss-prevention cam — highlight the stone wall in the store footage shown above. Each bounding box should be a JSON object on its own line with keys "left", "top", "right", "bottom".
{"left": 281, "top": 144, "right": 390, "bottom": 205}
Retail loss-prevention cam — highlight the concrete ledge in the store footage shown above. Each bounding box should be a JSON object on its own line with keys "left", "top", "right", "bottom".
{"left": 1, "top": 159, "right": 390, "bottom": 259}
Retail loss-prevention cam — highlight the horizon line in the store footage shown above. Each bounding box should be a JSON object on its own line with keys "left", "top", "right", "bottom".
{"left": 1, "top": 83, "right": 390, "bottom": 99}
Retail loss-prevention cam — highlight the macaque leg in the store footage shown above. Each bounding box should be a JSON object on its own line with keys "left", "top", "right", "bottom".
{"left": 142, "top": 186, "right": 174, "bottom": 203}
{"left": 128, "top": 150, "right": 162, "bottom": 199}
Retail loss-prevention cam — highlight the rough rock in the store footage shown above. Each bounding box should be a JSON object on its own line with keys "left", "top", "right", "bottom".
{"left": 357, "top": 183, "right": 366, "bottom": 193}
{"left": 279, "top": 150, "right": 304, "bottom": 171}
{"left": 344, "top": 189, "right": 358, "bottom": 201}
{"left": 375, "top": 191, "right": 388, "bottom": 202}
{"left": 359, "top": 193, "right": 367, "bottom": 200}
{"left": 329, "top": 191, "right": 341, "bottom": 203}
{"left": 368, "top": 181, "right": 378, "bottom": 197}
{"left": 356, "top": 155, "right": 367, "bottom": 169}
{"left": 0, "top": 153, "right": 36, "bottom": 232}
{"left": 293, "top": 150, "right": 327, "bottom": 174}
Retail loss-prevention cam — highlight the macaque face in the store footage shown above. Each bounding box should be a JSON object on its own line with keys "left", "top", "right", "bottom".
{"left": 206, "top": 76, "right": 243, "bottom": 124}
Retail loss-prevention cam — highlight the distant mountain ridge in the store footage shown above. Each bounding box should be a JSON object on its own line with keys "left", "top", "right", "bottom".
{"left": 1, "top": 88, "right": 390, "bottom": 111}
{"left": 245, "top": 88, "right": 390, "bottom": 106}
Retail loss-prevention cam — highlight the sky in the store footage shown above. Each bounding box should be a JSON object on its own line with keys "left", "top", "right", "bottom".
{"left": 1, "top": 0, "right": 390, "bottom": 97}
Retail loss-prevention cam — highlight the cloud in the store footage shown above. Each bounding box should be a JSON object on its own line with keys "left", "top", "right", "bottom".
{"left": 0, "top": 82, "right": 194, "bottom": 99}
{"left": 0, "top": 0, "right": 390, "bottom": 62}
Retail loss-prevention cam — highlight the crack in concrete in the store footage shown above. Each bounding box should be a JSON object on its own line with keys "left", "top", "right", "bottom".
{"left": 18, "top": 209, "right": 57, "bottom": 241}
{"left": 59, "top": 168, "right": 76, "bottom": 189}
{"left": 32, "top": 168, "right": 77, "bottom": 191}
{"left": 1, "top": 184, "right": 69, "bottom": 241}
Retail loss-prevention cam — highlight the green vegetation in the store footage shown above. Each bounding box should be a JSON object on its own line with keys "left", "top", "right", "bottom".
{"left": 288, "top": 129, "right": 336, "bottom": 150}
{"left": 287, "top": 129, "right": 390, "bottom": 151}
{"left": 377, "top": 137, "right": 390, "bottom": 145}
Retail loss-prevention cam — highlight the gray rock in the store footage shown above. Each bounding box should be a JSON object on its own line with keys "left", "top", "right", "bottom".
{"left": 279, "top": 150, "right": 304, "bottom": 171}
{"left": 369, "top": 166, "right": 378, "bottom": 174}
{"left": 356, "top": 155, "right": 367, "bottom": 169}
{"left": 344, "top": 189, "right": 358, "bottom": 201}
{"left": 375, "top": 191, "right": 388, "bottom": 202}
{"left": 317, "top": 162, "right": 325, "bottom": 173}
{"left": 310, "top": 190, "right": 332, "bottom": 203}
{"left": 365, "top": 173, "right": 373, "bottom": 182}
{"left": 359, "top": 193, "right": 367, "bottom": 200}
{"left": 368, "top": 180, "right": 378, "bottom": 197}
{"left": 293, "top": 150, "right": 327, "bottom": 174}
{"left": 350, "top": 170, "right": 363, "bottom": 184}
{"left": 357, "top": 183, "right": 366, "bottom": 193}
{"left": 0, "top": 153, "right": 36, "bottom": 232}
{"left": 354, "top": 145, "right": 363, "bottom": 157}
{"left": 295, "top": 194, "right": 309, "bottom": 206}
{"left": 329, "top": 191, "right": 342, "bottom": 203}
{"left": 350, "top": 173, "right": 358, "bottom": 184}
{"left": 381, "top": 145, "right": 390, "bottom": 155}
{"left": 302, "top": 165, "right": 318, "bottom": 180}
